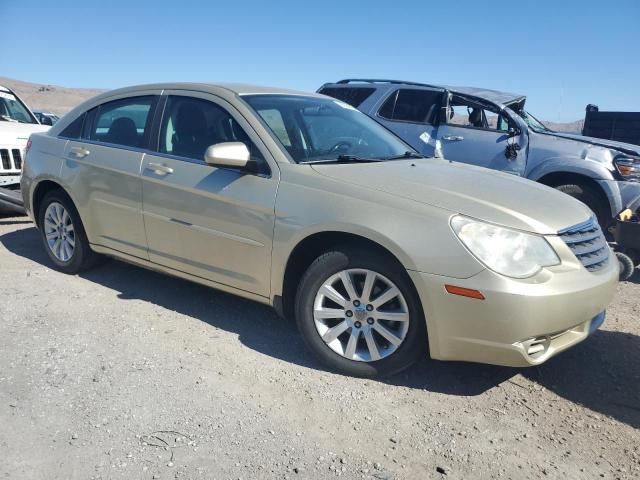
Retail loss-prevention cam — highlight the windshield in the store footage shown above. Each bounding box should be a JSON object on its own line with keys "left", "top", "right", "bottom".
{"left": 517, "top": 109, "right": 551, "bottom": 132}
{"left": 0, "top": 91, "right": 38, "bottom": 124}
{"left": 242, "top": 94, "right": 414, "bottom": 163}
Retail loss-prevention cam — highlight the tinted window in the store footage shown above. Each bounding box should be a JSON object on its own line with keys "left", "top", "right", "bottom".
{"left": 378, "top": 89, "right": 443, "bottom": 124}
{"left": 59, "top": 113, "right": 85, "bottom": 139}
{"left": 159, "top": 96, "right": 263, "bottom": 163}
{"left": 90, "top": 96, "right": 154, "bottom": 148}
{"left": 318, "top": 87, "right": 375, "bottom": 107}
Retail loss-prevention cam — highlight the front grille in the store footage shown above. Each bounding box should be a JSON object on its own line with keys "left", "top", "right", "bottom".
{"left": 11, "top": 149, "right": 22, "bottom": 169}
{"left": 0, "top": 149, "right": 10, "bottom": 170}
{"left": 559, "top": 217, "right": 610, "bottom": 272}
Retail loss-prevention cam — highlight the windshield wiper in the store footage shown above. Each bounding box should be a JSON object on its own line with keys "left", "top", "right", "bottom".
{"left": 301, "top": 154, "right": 384, "bottom": 165}
{"left": 383, "top": 151, "right": 426, "bottom": 160}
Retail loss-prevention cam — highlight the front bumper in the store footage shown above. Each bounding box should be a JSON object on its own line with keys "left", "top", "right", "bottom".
{"left": 408, "top": 255, "right": 618, "bottom": 367}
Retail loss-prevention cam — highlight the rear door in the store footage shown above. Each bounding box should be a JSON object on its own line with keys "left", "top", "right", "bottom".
{"left": 372, "top": 87, "right": 444, "bottom": 157}
{"left": 140, "top": 91, "right": 279, "bottom": 297}
{"left": 61, "top": 92, "right": 160, "bottom": 258}
{"left": 435, "top": 94, "right": 528, "bottom": 175}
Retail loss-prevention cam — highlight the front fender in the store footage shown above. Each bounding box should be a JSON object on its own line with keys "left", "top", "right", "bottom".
{"left": 269, "top": 171, "right": 486, "bottom": 299}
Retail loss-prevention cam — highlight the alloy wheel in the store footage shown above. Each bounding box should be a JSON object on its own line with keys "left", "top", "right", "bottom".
{"left": 43, "top": 202, "right": 76, "bottom": 262}
{"left": 313, "top": 268, "right": 410, "bottom": 362}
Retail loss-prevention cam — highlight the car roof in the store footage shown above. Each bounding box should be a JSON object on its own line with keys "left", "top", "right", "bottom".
{"left": 325, "top": 79, "right": 526, "bottom": 107}
{"left": 90, "top": 82, "right": 323, "bottom": 100}
{"left": 445, "top": 86, "right": 525, "bottom": 106}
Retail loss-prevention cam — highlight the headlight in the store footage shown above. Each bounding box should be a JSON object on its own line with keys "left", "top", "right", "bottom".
{"left": 451, "top": 216, "right": 560, "bottom": 278}
{"left": 614, "top": 156, "right": 640, "bottom": 181}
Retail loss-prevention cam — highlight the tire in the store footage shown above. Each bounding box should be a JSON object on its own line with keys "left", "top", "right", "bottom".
{"left": 38, "top": 190, "right": 98, "bottom": 274}
{"left": 555, "top": 183, "right": 610, "bottom": 230}
{"left": 616, "top": 251, "right": 635, "bottom": 281}
{"left": 295, "top": 247, "right": 427, "bottom": 378}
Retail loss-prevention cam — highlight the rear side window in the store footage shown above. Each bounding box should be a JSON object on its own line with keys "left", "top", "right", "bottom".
{"left": 318, "top": 87, "right": 375, "bottom": 107}
{"left": 59, "top": 113, "right": 85, "bottom": 139}
{"left": 89, "top": 96, "right": 155, "bottom": 148}
{"left": 378, "top": 89, "right": 443, "bottom": 124}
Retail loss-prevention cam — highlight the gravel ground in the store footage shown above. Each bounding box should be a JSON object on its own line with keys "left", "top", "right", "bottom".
{"left": 1, "top": 214, "right": 638, "bottom": 480}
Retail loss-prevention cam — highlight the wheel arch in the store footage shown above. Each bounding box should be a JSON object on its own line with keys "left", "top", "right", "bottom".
{"left": 276, "top": 230, "right": 416, "bottom": 321}
{"left": 32, "top": 179, "right": 71, "bottom": 228}
{"left": 535, "top": 171, "right": 613, "bottom": 217}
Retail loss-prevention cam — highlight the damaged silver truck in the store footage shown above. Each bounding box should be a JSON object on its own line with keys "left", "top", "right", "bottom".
{"left": 318, "top": 79, "right": 640, "bottom": 231}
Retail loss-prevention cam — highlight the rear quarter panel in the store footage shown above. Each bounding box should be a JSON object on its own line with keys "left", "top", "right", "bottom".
{"left": 22, "top": 133, "right": 67, "bottom": 221}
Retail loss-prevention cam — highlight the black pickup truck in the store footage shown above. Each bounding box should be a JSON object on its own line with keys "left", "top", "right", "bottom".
{"left": 583, "top": 104, "right": 640, "bottom": 147}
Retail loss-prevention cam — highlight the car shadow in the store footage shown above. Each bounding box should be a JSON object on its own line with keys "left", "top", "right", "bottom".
{"left": 1, "top": 226, "right": 638, "bottom": 429}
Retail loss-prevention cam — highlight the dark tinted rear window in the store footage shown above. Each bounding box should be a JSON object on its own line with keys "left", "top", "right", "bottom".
{"left": 318, "top": 87, "right": 375, "bottom": 107}
{"left": 378, "top": 89, "right": 443, "bottom": 124}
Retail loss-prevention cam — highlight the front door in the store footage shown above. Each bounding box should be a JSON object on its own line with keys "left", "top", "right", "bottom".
{"left": 62, "top": 93, "right": 159, "bottom": 258}
{"left": 436, "top": 94, "right": 528, "bottom": 176}
{"left": 140, "top": 92, "right": 279, "bottom": 297}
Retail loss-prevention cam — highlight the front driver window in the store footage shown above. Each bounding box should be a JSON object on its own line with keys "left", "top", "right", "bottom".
{"left": 160, "top": 96, "right": 264, "bottom": 163}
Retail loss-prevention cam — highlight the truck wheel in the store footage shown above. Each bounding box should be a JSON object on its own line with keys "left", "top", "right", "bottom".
{"left": 555, "top": 184, "right": 610, "bottom": 229}
{"left": 616, "top": 252, "right": 636, "bottom": 281}
{"left": 295, "top": 247, "right": 427, "bottom": 378}
{"left": 38, "top": 190, "right": 99, "bottom": 274}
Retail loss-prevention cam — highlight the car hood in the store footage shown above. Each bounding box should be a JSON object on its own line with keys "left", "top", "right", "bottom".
{"left": 0, "top": 122, "right": 50, "bottom": 145}
{"left": 311, "top": 158, "right": 592, "bottom": 235}
{"left": 541, "top": 130, "right": 640, "bottom": 156}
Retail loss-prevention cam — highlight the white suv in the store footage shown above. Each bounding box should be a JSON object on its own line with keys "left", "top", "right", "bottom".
{"left": 0, "top": 84, "right": 50, "bottom": 189}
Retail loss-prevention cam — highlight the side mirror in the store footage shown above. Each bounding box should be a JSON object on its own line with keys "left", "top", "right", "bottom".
{"left": 204, "top": 142, "right": 251, "bottom": 169}
{"left": 40, "top": 116, "right": 53, "bottom": 126}
{"left": 508, "top": 127, "right": 519, "bottom": 137}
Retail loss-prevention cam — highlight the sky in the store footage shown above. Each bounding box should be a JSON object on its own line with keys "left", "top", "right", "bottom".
{"left": 1, "top": 0, "right": 639, "bottom": 122}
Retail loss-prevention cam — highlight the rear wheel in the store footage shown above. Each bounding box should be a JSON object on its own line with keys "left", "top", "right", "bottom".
{"left": 295, "top": 247, "right": 426, "bottom": 378}
{"left": 555, "top": 183, "right": 610, "bottom": 230}
{"left": 38, "top": 190, "right": 98, "bottom": 274}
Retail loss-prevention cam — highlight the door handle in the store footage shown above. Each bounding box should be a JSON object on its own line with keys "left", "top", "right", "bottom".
{"left": 69, "top": 146, "right": 90, "bottom": 158}
{"left": 147, "top": 162, "right": 174, "bottom": 175}
{"left": 442, "top": 135, "right": 464, "bottom": 142}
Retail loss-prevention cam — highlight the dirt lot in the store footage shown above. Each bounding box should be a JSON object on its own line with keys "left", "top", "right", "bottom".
{"left": 0, "top": 214, "right": 638, "bottom": 480}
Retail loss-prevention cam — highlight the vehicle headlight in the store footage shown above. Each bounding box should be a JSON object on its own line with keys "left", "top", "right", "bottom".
{"left": 614, "top": 156, "right": 640, "bottom": 182}
{"left": 451, "top": 216, "right": 560, "bottom": 278}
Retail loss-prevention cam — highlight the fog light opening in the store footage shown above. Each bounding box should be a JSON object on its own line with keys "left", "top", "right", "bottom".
{"left": 525, "top": 337, "right": 550, "bottom": 359}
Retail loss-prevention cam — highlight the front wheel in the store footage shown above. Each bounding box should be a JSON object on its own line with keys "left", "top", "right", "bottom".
{"left": 295, "top": 247, "right": 427, "bottom": 378}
